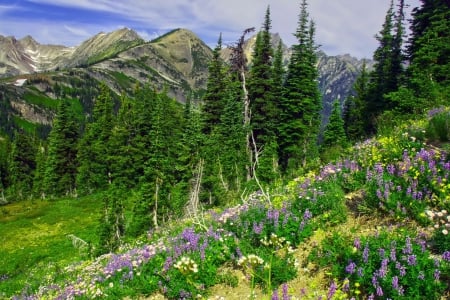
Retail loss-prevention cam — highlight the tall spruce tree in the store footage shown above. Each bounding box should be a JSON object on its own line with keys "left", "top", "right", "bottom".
{"left": 128, "top": 89, "right": 184, "bottom": 236}
{"left": 76, "top": 83, "right": 114, "bottom": 195}
{"left": 279, "top": 0, "right": 322, "bottom": 171}
{"left": 108, "top": 93, "right": 136, "bottom": 188}
{"left": 365, "top": 0, "right": 405, "bottom": 130}
{"left": 7, "top": 131, "right": 36, "bottom": 199}
{"left": 323, "top": 100, "right": 347, "bottom": 148}
{"left": 33, "top": 141, "right": 47, "bottom": 199}
{"left": 344, "top": 61, "right": 369, "bottom": 141}
{"left": 43, "top": 99, "right": 79, "bottom": 197}
{"left": 202, "top": 35, "right": 227, "bottom": 135}
{"left": 248, "top": 6, "right": 276, "bottom": 146}
{"left": 404, "top": 0, "right": 450, "bottom": 109}
{"left": 0, "top": 136, "right": 10, "bottom": 202}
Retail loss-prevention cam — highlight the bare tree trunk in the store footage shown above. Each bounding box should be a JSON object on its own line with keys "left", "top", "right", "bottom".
{"left": 241, "top": 70, "right": 253, "bottom": 182}
{"left": 153, "top": 178, "right": 160, "bottom": 228}
{"left": 187, "top": 159, "right": 204, "bottom": 217}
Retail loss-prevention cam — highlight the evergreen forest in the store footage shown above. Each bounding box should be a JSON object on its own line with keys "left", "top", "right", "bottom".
{"left": 0, "top": 0, "right": 449, "bottom": 299}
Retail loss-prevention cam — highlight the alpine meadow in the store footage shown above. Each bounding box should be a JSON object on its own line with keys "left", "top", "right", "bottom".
{"left": 0, "top": 0, "right": 449, "bottom": 299}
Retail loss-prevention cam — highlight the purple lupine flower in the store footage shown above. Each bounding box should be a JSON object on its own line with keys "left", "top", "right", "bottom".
{"left": 354, "top": 237, "right": 361, "bottom": 250}
{"left": 327, "top": 281, "right": 337, "bottom": 299}
{"left": 376, "top": 285, "right": 383, "bottom": 297}
{"left": 390, "top": 247, "right": 397, "bottom": 262}
{"left": 378, "top": 248, "right": 386, "bottom": 258}
{"left": 303, "top": 209, "right": 312, "bottom": 221}
{"left": 378, "top": 258, "right": 389, "bottom": 278}
{"left": 363, "top": 243, "right": 370, "bottom": 263}
{"left": 253, "top": 222, "right": 264, "bottom": 235}
{"left": 374, "top": 163, "right": 384, "bottom": 175}
{"left": 396, "top": 262, "right": 406, "bottom": 276}
{"left": 403, "top": 237, "right": 412, "bottom": 254}
{"left": 346, "top": 261, "right": 357, "bottom": 274}
{"left": 434, "top": 269, "right": 440, "bottom": 280}
{"left": 182, "top": 227, "right": 200, "bottom": 250}
{"left": 416, "top": 271, "right": 425, "bottom": 281}
{"left": 376, "top": 189, "right": 383, "bottom": 200}
{"left": 442, "top": 251, "right": 450, "bottom": 261}
{"left": 392, "top": 276, "right": 399, "bottom": 290}
{"left": 371, "top": 274, "right": 378, "bottom": 288}
{"left": 368, "top": 294, "right": 375, "bottom": 300}
{"left": 163, "top": 256, "right": 173, "bottom": 272}
{"left": 271, "top": 289, "right": 279, "bottom": 300}
{"left": 235, "top": 247, "right": 243, "bottom": 258}
{"left": 407, "top": 254, "right": 417, "bottom": 266}
{"left": 387, "top": 164, "right": 395, "bottom": 175}
{"left": 416, "top": 239, "right": 426, "bottom": 252}
{"left": 357, "top": 267, "right": 364, "bottom": 277}
{"left": 282, "top": 283, "right": 289, "bottom": 300}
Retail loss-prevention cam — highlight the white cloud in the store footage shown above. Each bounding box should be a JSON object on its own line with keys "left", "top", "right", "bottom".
{"left": 5, "top": 0, "right": 422, "bottom": 58}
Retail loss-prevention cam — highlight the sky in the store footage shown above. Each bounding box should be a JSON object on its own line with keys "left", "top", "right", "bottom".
{"left": 0, "top": 0, "right": 421, "bottom": 59}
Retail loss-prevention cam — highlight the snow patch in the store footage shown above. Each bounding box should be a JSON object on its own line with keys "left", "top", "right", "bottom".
{"left": 14, "top": 79, "right": 27, "bottom": 86}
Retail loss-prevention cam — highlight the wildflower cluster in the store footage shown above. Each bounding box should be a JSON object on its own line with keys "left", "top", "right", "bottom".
{"left": 426, "top": 209, "right": 450, "bottom": 253}
{"left": 237, "top": 254, "right": 265, "bottom": 270}
{"left": 174, "top": 256, "right": 199, "bottom": 275}
{"left": 426, "top": 209, "right": 450, "bottom": 235}
{"left": 260, "top": 233, "right": 289, "bottom": 249}
{"left": 310, "top": 228, "right": 449, "bottom": 299}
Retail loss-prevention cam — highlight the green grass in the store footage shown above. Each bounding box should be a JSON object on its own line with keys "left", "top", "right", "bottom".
{"left": 0, "top": 195, "right": 102, "bottom": 297}
{"left": 12, "top": 116, "right": 38, "bottom": 134}
{"left": 23, "top": 91, "right": 59, "bottom": 110}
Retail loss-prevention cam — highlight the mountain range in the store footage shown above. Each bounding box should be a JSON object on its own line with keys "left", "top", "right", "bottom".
{"left": 0, "top": 28, "right": 372, "bottom": 137}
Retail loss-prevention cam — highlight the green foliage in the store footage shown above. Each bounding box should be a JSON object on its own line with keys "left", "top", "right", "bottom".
{"left": 344, "top": 61, "right": 369, "bottom": 141}
{"left": 43, "top": 99, "right": 79, "bottom": 197}
{"left": 202, "top": 35, "right": 227, "bottom": 135}
{"left": 23, "top": 91, "right": 58, "bottom": 110}
{"left": 7, "top": 131, "right": 37, "bottom": 200}
{"left": 76, "top": 83, "right": 114, "bottom": 195}
{"left": 279, "top": 0, "right": 322, "bottom": 171}
{"left": 248, "top": 6, "right": 278, "bottom": 147}
{"left": 322, "top": 100, "right": 347, "bottom": 149}
{"left": 309, "top": 228, "right": 448, "bottom": 299}
{"left": 96, "top": 185, "right": 125, "bottom": 255}
{"left": 426, "top": 108, "right": 450, "bottom": 143}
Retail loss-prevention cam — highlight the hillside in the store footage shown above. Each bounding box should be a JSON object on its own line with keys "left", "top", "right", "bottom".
{"left": 0, "top": 28, "right": 367, "bottom": 138}
{"left": 1, "top": 107, "right": 449, "bottom": 299}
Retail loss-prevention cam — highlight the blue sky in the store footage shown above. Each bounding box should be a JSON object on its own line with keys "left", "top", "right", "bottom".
{"left": 0, "top": 0, "right": 421, "bottom": 58}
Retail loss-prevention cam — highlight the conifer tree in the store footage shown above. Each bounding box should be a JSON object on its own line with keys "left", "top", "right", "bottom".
{"left": 272, "top": 40, "right": 285, "bottom": 116}
{"left": 108, "top": 93, "right": 136, "bottom": 187}
{"left": 76, "top": 83, "right": 114, "bottom": 195}
{"left": 43, "top": 99, "right": 79, "bottom": 197}
{"left": 402, "top": 0, "right": 450, "bottom": 110}
{"left": 0, "top": 137, "right": 10, "bottom": 202}
{"left": 365, "top": 0, "right": 405, "bottom": 129}
{"left": 344, "top": 61, "right": 369, "bottom": 141}
{"left": 96, "top": 185, "right": 125, "bottom": 255}
{"left": 128, "top": 89, "right": 184, "bottom": 236}
{"left": 7, "top": 131, "right": 36, "bottom": 199}
{"left": 323, "top": 100, "right": 347, "bottom": 148}
{"left": 32, "top": 141, "right": 47, "bottom": 199}
{"left": 248, "top": 6, "right": 276, "bottom": 146}
{"left": 202, "top": 35, "right": 227, "bottom": 134}
{"left": 279, "top": 0, "right": 322, "bottom": 171}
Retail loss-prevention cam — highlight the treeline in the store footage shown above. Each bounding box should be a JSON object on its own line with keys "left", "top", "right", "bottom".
{"left": 0, "top": 0, "right": 448, "bottom": 254}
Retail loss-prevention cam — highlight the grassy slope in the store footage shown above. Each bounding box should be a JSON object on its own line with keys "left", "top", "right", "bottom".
{"left": 1, "top": 109, "right": 449, "bottom": 299}
{"left": 0, "top": 196, "right": 101, "bottom": 296}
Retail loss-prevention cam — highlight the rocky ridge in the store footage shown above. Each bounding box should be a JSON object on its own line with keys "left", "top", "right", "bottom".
{"left": 0, "top": 28, "right": 370, "bottom": 137}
